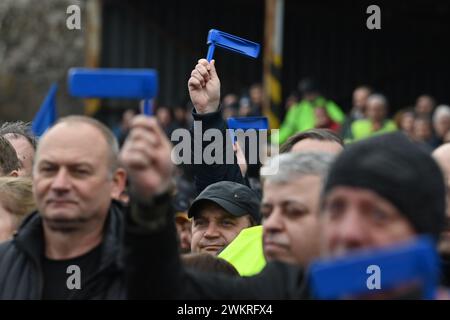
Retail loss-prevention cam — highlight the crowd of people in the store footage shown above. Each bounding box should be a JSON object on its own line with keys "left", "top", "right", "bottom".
{"left": 1, "top": 58, "right": 450, "bottom": 299}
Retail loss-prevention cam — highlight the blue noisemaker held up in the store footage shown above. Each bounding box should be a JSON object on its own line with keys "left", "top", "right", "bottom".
{"left": 206, "top": 29, "right": 260, "bottom": 62}
{"left": 227, "top": 116, "right": 268, "bottom": 142}
{"left": 68, "top": 68, "right": 158, "bottom": 115}
{"left": 227, "top": 116, "right": 268, "bottom": 131}
{"left": 308, "top": 236, "right": 440, "bottom": 300}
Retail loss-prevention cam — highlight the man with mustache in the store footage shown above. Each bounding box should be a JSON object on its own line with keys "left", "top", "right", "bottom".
{"left": 0, "top": 116, "right": 127, "bottom": 299}
{"left": 261, "top": 152, "right": 334, "bottom": 266}
{"left": 188, "top": 181, "right": 260, "bottom": 256}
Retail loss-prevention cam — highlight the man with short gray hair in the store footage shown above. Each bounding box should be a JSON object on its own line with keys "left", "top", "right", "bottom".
{"left": 261, "top": 152, "right": 334, "bottom": 266}
{"left": 217, "top": 152, "right": 335, "bottom": 276}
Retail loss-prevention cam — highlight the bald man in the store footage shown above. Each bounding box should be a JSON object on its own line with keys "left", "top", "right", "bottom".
{"left": 0, "top": 116, "right": 127, "bottom": 299}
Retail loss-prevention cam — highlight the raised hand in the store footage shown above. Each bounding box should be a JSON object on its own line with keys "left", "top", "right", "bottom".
{"left": 120, "top": 116, "right": 174, "bottom": 200}
{"left": 188, "top": 59, "right": 221, "bottom": 114}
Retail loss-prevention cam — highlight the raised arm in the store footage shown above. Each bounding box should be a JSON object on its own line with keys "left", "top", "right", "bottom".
{"left": 188, "top": 59, "right": 248, "bottom": 194}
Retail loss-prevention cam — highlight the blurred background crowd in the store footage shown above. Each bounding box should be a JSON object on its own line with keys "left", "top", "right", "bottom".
{"left": 1, "top": 0, "right": 450, "bottom": 300}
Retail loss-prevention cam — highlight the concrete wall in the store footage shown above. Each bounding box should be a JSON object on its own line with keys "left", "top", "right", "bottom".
{"left": 0, "top": 0, "right": 86, "bottom": 121}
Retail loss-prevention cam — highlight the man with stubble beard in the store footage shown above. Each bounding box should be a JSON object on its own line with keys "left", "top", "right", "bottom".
{"left": 0, "top": 116, "right": 127, "bottom": 299}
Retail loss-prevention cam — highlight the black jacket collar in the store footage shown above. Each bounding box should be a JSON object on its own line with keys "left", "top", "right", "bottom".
{"left": 13, "top": 200, "right": 125, "bottom": 270}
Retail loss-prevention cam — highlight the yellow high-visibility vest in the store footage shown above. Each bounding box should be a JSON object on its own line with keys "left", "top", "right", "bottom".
{"left": 218, "top": 225, "right": 266, "bottom": 276}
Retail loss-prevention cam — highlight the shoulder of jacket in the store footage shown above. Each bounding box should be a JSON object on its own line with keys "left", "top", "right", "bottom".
{"left": 0, "top": 239, "right": 23, "bottom": 267}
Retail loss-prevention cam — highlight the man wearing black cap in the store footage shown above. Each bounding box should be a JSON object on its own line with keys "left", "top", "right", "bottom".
{"left": 188, "top": 181, "right": 260, "bottom": 256}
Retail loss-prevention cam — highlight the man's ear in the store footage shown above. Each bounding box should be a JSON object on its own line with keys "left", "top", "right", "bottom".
{"left": 8, "top": 170, "right": 19, "bottom": 177}
{"left": 111, "top": 168, "right": 127, "bottom": 200}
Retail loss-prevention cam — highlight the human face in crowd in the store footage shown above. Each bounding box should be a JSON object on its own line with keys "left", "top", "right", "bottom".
{"left": 4, "top": 134, "right": 34, "bottom": 177}
{"left": 434, "top": 115, "right": 450, "bottom": 139}
{"left": 314, "top": 107, "right": 331, "bottom": 128}
{"left": 33, "top": 122, "right": 123, "bottom": 233}
{"left": 366, "top": 99, "right": 386, "bottom": 123}
{"left": 0, "top": 204, "right": 15, "bottom": 242}
{"left": 261, "top": 175, "right": 322, "bottom": 266}
{"left": 415, "top": 95, "right": 435, "bottom": 116}
{"left": 432, "top": 145, "right": 450, "bottom": 254}
{"left": 156, "top": 107, "right": 171, "bottom": 127}
{"left": 413, "top": 118, "right": 432, "bottom": 141}
{"left": 249, "top": 85, "right": 263, "bottom": 105}
{"left": 352, "top": 87, "right": 371, "bottom": 112}
{"left": 222, "top": 94, "right": 238, "bottom": 108}
{"left": 174, "top": 107, "right": 187, "bottom": 124}
{"left": 399, "top": 112, "right": 415, "bottom": 136}
{"left": 121, "top": 109, "right": 136, "bottom": 130}
{"left": 285, "top": 94, "right": 298, "bottom": 110}
{"left": 222, "top": 106, "right": 237, "bottom": 119}
{"left": 238, "top": 97, "right": 251, "bottom": 117}
{"left": 291, "top": 139, "right": 343, "bottom": 154}
{"left": 191, "top": 201, "right": 252, "bottom": 255}
{"left": 321, "top": 187, "right": 416, "bottom": 258}
{"left": 176, "top": 216, "right": 192, "bottom": 254}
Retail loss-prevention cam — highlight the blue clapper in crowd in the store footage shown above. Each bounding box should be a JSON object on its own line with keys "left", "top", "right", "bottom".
{"left": 206, "top": 29, "right": 260, "bottom": 62}
{"left": 308, "top": 236, "right": 440, "bottom": 299}
{"left": 32, "top": 83, "right": 58, "bottom": 136}
{"left": 227, "top": 117, "right": 268, "bottom": 143}
{"left": 68, "top": 68, "right": 158, "bottom": 115}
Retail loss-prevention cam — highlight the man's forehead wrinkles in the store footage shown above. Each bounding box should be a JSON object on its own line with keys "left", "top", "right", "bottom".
{"left": 37, "top": 153, "right": 97, "bottom": 166}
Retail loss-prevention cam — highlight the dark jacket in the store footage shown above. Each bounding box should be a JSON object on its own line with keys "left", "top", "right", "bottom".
{"left": 190, "top": 109, "right": 248, "bottom": 195}
{"left": 440, "top": 254, "right": 450, "bottom": 287}
{"left": 125, "top": 195, "right": 308, "bottom": 300}
{"left": 0, "top": 201, "right": 126, "bottom": 299}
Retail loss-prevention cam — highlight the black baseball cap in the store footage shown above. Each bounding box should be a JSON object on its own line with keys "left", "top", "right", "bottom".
{"left": 188, "top": 181, "right": 261, "bottom": 223}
